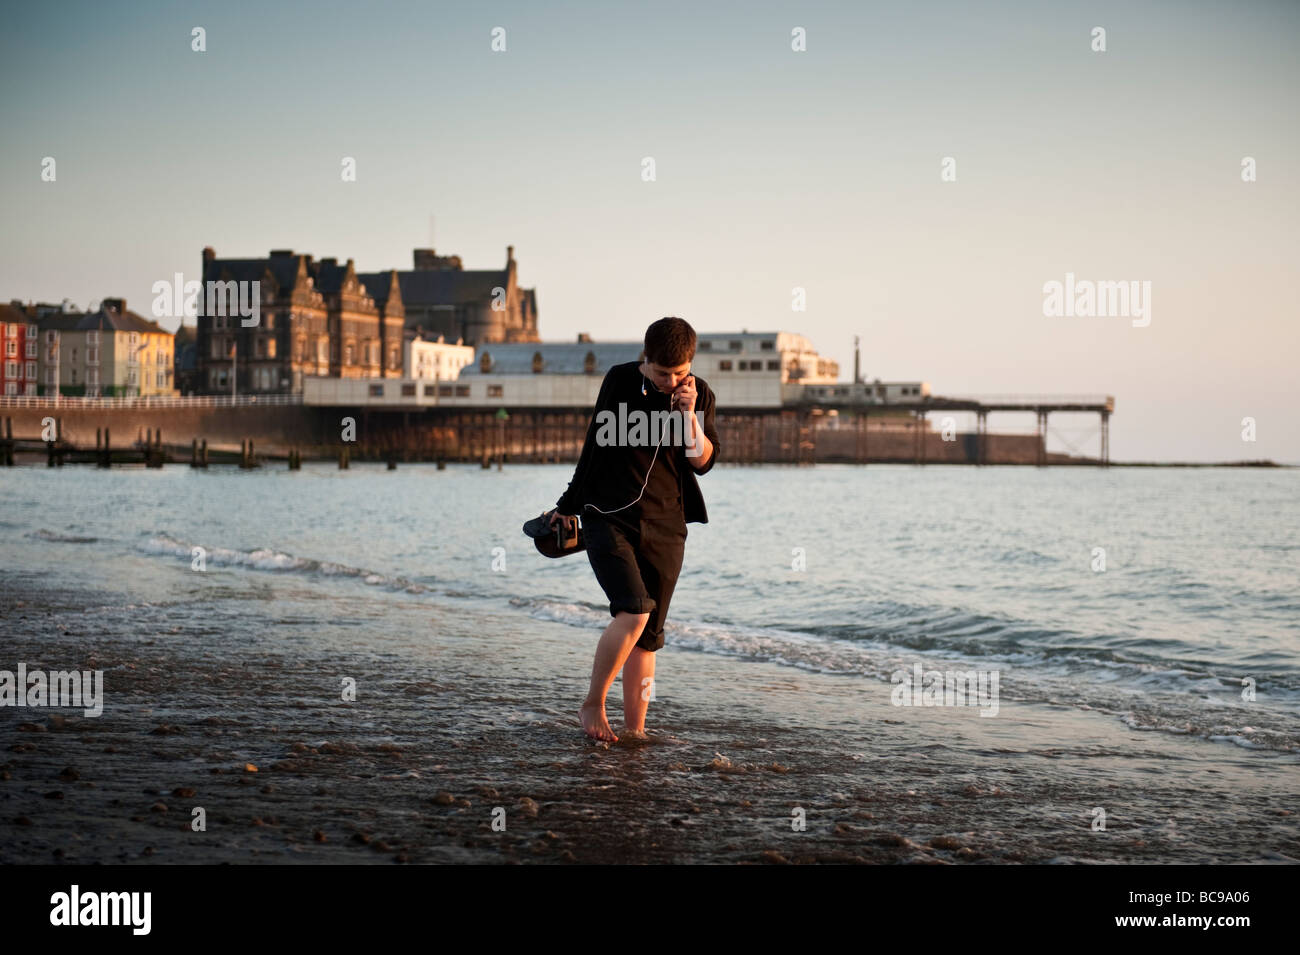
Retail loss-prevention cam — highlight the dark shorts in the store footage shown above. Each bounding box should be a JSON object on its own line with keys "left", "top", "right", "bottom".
{"left": 581, "top": 510, "right": 687, "bottom": 652}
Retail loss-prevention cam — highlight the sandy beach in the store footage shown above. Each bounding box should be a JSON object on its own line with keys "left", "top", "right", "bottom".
{"left": 4, "top": 570, "right": 1296, "bottom": 865}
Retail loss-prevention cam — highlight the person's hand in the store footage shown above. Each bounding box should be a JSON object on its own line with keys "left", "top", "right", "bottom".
{"left": 672, "top": 375, "right": 697, "bottom": 416}
{"left": 548, "top": 508, "right": 576, "bottom": 528}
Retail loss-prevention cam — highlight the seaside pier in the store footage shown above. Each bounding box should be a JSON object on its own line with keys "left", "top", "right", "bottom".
{"left": 0, "top": 390, "right": 1115, "bottom": 468}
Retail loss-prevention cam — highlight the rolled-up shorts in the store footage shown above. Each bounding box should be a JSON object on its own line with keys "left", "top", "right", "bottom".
{"left": 581, "top": 510, "right": 687, "bottom": 652}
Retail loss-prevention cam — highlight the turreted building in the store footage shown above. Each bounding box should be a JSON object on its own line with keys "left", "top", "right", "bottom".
{"left": 398, "top": 246, "right": 539, "bottom": 347}
{"left": 195, "top": 244, "right": 535, "bottom": 394}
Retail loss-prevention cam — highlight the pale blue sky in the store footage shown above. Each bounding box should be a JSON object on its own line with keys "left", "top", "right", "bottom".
{"left": 2, "top": 0, "right": 1296, "bottom": 462}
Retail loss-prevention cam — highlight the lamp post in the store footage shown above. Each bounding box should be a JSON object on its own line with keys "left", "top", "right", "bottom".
{"left": 51, "top": 330, "right": 60, "bottom": 407}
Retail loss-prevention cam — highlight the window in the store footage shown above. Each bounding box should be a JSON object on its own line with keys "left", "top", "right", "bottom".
{"left": 698, "top": 341, "right": 712, "bottom": 351}
{"left": 439, "top": 384, "right": 454, "bottom": 397}
{"left": 26, "top": 362, "right": 36, "bottom": 379}
{"left": 4, "top": 323, "right": 14, "bottom": 337}
{"left": 317, "top": 339, "right": 328, "bottom": 363}
{"left": 25, "top": 341, "right": 36, "bottom": 358}
{"left": 87, "top": 369, "right": 98, "bottom": 386}
{"left": 390, "top": 347, "right": 399, "bottom": 370}
{"left": 584, "top": 351, "right": 596, "bottom": 374}
{"left": 480, "top": 352, "right": 492, "bottom": 373}
{"left": 767, "top": 360, "right": 780, "bottom": 370}
{"left": 129, "top": 332, "right": 138, "bottom": 346}
{"left": 27, "top": 324, "right": 37, "bottom": 338}
{"left": 87, "top": 330, "right": 99, "bottom": 344}
{"left": 424, "top": 384, "right": 436, "bottom": 397}
{"left": 345, "top": 344, "right": 354, "bottom": 365}
{"left": 4, "top": 341, "right": 14, "bottom": 356}
{"left": 488, "top": 384, "right": 503, "bottom": 397}
{"left": 267, "top": 338, "right": 276, "bottom": 358}
{"left": 46, "top": 368, "right": 56, "bottom": 384}
{"left": 532, "top": 352, "right": 543, "bottom": 374}
{"left": 156, "top": 371, "right": 165, "bottom": 387}
{"left": 719, "top": 360, "right": 732, "bottom": 371}
{"left": 4, "top": 361, "right": 16, "bottom": 377}
{"left": 401, "top": 383, "right": 416, "bottom": 397}
{"left": 368, "top": 384, "right": 384, "bottom": 397}
{"left": 4, "top": 383, "right": 14, "bottom": 396}
{"left": 128, "top": 370, "right": 137, "bottom": 385}
{"left": 760, "top": 340, "right": 775, "bottom": 351}
{"left": 729, "top": 340, "right": 742, "bottom": 351}
{"left": 455, "top": 385, "right": 470, "bottom": 397}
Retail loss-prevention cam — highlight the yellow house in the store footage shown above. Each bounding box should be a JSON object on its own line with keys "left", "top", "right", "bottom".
{"left": 37, "top": 298, "right": 175, "bottom": 397}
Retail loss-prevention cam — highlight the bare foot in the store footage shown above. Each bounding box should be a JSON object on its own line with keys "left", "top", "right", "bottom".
{"left": 580, "top": 702, "right": 618, "bottom": 742}
{"left": 622, "top": 728, "right": 649, "bottom": 741}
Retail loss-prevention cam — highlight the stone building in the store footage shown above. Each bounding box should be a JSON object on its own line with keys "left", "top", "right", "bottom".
{"left": 196, "top": 248, "right": 405, "bottom": 394}
{"left": 195, "top": 244, "right": 531, "bottom": 394}
{"left": 398, "top": 246, "right": 538, "bottom": 347}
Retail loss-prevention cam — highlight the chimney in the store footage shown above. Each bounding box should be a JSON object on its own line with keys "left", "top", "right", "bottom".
{"left": 202, "top": 246, "right": 216, "bottom": 262}
{"left": 413, "top": 248, "right": 437, "bottom": 270}
{"left": 507, "top": 245, "right": 514, "bottom": 263}
{"left": 854, "top": 335, "right": 861, "bottom": 384}
{"left": 269, "top": 249, "right": 294, "bottom": 257}
{"left": 577, "top": 332, "right": 592, "bottom": 343}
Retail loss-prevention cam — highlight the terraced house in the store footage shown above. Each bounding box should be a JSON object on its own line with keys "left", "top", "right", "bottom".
{"left": 24, "top": 299, "right": 174, "bottom": 397}
{"left": 0, "top": 302, "right": 39, "bottom": 397}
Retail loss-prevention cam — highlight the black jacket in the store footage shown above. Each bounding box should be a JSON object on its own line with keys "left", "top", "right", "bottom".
{"left": 556, "top": 361, "right": 720, "bottom": 524}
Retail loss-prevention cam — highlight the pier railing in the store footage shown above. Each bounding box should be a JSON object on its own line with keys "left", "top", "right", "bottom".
{"left": 0, "top": 394, "right": 305, "bottom": 410}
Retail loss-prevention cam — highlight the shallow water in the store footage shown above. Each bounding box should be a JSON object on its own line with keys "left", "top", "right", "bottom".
{"left": 1, "top": 463, "right": 1297, "bottom": 863}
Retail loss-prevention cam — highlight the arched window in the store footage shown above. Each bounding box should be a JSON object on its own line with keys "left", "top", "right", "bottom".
{"left": 480, "top": 351, "right": 492, "bottom": 373}
{"left": 532, "top": 352, "right": 543, "bottom": 374}
{"left": 584, "top": 351, "right": 596, "bottom": 374}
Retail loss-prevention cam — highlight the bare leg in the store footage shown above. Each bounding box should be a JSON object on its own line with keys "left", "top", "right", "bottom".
{"left": 580, "top": 611, "right": 649, "bottom": 742}
{"left": 621, "top": 646, "right": 656, "bottom": 737}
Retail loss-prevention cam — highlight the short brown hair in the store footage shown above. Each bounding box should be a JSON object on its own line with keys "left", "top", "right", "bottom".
{"left": 642, "top": 317, "right": 696, "bottom": 367}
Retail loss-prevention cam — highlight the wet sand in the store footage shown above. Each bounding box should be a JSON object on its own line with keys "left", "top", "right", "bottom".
{"left": 2, "top": 579, "right": 1297, "bottom": 865}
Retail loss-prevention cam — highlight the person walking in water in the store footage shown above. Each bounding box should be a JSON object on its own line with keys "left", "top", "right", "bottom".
{"left": 549, "top": 317, "right": 720, "bottom": 742}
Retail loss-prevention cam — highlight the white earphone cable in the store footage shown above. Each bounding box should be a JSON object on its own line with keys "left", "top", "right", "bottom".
{"left": 584, "top": 369, "right": 671, "bottom": 517}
